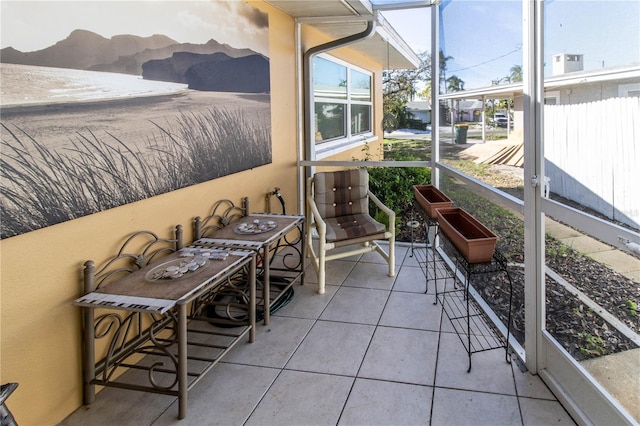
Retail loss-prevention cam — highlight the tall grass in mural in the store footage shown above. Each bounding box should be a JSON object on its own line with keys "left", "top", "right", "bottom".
{"left": 152, "top": 108, "right": 271, "bottom": 181}
{"left": 0, "top": 108, "right": 271, "bottom": 239}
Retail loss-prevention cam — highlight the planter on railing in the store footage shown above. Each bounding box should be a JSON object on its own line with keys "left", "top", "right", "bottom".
{"left": 436, "top": 207, "right": 497, "bottom": 263}
{"left": 413, "top": 185, "right": 453, "bottom": 219}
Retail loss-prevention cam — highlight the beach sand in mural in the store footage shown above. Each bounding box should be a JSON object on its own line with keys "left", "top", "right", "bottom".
{"left": 0, "top": 89, "right": 272, "bottom": 238}
{"left": 0, "top": 90, "right": 271, "bottom": 154}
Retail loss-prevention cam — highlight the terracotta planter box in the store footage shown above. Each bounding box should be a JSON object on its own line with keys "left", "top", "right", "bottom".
{"left": 436, "top": 207, "right": 497, "bottom": 264}
{"left": 413, "top": 185, "right": 453, "bottom": 219}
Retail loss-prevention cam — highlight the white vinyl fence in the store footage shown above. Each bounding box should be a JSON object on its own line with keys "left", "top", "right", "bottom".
{"left": 544, "top": 97, "right": 640, "bottom": 228}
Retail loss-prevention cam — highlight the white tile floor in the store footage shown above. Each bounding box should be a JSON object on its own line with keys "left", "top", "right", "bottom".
{"left": 60, "top": 244, "right": 576, "bottom": 426}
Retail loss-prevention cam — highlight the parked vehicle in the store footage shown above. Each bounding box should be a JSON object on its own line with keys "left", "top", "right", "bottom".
{"left": 494, "top": 112, "right": 509, "bottom": 127}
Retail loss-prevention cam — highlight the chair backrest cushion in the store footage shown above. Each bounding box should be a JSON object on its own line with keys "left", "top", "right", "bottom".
{"left": 313, "top": 169, "right": 369, "bottom": 219}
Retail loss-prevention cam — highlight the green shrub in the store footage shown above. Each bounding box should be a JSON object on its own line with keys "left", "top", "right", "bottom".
{"left": 368, "top": 166, "right": 431, "bottom": 216}
{"left": 355, "top": 141, "right": 431, "bottom": 228}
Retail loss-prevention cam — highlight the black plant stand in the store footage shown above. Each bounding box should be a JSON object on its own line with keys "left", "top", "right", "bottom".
{"left": 412, "top": 202, "right": 513, "bottom": 372}
{"left": 410, "top": 201, "right": 442, "bottom": 296}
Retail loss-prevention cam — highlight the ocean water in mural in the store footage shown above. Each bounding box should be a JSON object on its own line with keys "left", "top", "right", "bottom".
{"left": 1, "top": 63, "right": 189, "bottom": 106}
{"left": 0, "top": 1, "right": 271, "bottom": 239}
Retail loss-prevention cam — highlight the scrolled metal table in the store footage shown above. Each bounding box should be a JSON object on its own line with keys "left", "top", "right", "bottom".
{"left": 74, "top": 246, "right": 256, "bottom": 419}
{"left": 192, "top": 213, "right": 305, "bottom": 326}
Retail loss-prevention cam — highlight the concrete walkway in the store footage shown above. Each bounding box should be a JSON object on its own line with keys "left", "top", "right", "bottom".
{"left": 581, "top": 348, "right": 640, "bottom": 421}
{"left": 545, "top": 219, "right": 640, "bottom": 282}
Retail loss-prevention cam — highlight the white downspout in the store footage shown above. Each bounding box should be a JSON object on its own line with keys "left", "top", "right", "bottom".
{"left": 301, "top": 17, "right": 377, "bottom": 185}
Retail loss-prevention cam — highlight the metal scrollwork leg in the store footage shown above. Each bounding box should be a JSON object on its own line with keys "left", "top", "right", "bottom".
{"left": 146, "top": 311, "right": 179, "bottom": 391}
{"left": 94, "top": 312, "right": 134, "bottom": 384}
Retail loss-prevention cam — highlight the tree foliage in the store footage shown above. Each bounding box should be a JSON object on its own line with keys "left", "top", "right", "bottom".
{"left": 509, "top": 64, "right": 523, "bottom": 82}
{"left": 382, "top": 50, "right": 473, "bottom": 129}
{"left": 492, "top": 64, "right": 523, "bottom": 85}
{"left": 446, "top": 75, "right": 464, "bottom": 92}
{"left": 382, "top": 51, "right": 431, "bottom": 130}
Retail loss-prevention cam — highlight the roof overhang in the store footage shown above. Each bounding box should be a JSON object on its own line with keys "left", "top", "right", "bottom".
{"left": 543, "top": 65, "right": 640, "bottom": 90}
{"left": 440, "top": 65, "right": 640, "bottom": 100}
{"left": 439, "top": 83, "right": 522, "bottom": 100}
{"left": 265, "top": 0, "right": 430, "bottom": 69}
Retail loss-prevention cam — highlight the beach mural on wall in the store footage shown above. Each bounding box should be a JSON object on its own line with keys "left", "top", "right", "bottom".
{"left": 0, "top": 1, "right": 271, "bottom": 239}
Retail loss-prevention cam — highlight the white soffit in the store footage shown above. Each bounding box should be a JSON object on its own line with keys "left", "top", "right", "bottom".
{"left": 265, "top": 0, "right": 422, "bottom": 69}
{"left": 265, "top": 0, "right": 373, "bottom": 17}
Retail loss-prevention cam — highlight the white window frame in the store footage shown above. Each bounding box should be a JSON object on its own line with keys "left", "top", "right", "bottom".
{"left": 544, "top": 90, "right": 560, "bottom": 105}
{"left": 312, "top": 53, "right": 376, "bottom": 159}
{"left": 618, "top": 82, "right": 640, "bottom": 97}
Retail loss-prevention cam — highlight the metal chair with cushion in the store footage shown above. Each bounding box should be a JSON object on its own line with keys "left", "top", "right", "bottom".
{"left": 306, "top": 169, "right": 395, "bottom": 294}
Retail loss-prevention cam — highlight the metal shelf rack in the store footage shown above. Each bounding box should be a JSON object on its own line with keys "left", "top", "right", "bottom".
{"left": 411, "top": 201, "right": 513, "bottom": 372}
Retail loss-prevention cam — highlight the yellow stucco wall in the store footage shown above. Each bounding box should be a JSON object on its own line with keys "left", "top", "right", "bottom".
{"left": 0, "top": 2, "right": 385, "bottom": 425}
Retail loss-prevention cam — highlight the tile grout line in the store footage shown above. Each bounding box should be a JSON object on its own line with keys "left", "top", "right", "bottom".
{"left": 429, "top": 292, "right": 447, "bottom": 425}
{"left": 242, "top": 260, "right": 345, "bottom": 426}
{"left": 335, "top": 248, "right": 402, "bottom": 425}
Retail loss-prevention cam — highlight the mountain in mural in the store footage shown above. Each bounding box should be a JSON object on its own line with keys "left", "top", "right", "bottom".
{"left": 143, "top": 52, "right": 270, "bottom": 93}
{"left": 0, "top": 29, "right": 178, "bottom": 71}
{"left": 90, "top": 39, "right": 257, "bottom": 76}
{"left": 0, "top": 30, "right": 268, "bottom": 87}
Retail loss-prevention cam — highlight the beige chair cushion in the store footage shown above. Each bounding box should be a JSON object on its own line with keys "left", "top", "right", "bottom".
{"left": 324, "top": 214, "right": 386, "bottom": 242}
{"left": 313, "top": 169, "right": 369, "bottom": 219}
{"left": 314, "top": 169, "right": 386, "bottom": 242}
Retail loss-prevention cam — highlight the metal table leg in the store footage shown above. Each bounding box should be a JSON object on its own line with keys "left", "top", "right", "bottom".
{"left": 178, "top": 303, "right": 188, "bottom": 419}
{"left": 262, "top": 246, "right": 271, "bottom": 325}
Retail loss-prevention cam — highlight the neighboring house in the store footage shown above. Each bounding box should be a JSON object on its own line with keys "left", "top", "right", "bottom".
{"left": 442, "top": 60, "right": 640, "bottom": 132}
{"left": 551, "top": 52, "right": 584, "bottom": 76}
{"left": 405, "top": 100, "right": 431, "bottom": 125}
{"left": 544, "top": 64, "right": 640, "bottom": 105}
{"left": 457, "top": 99, "right": 484, "bottom": 122}
{"left": 405, "top": 98, "right": 486, "bottom": 128}
{"left": 440, "top": 60, "right": 640, "bottom": 228}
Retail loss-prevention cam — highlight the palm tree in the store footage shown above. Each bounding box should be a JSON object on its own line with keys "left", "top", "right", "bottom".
{"left": 439, "top": 50, "right": 454, "bottom": 94}
{"left": 419, "top": 80, "right": 432, "bottom": 104}
{"left": 446, "top": 75, "right": 464, "bottom": 92}
{"left": 509, "top": 64, "right": 523, "bottom": 82}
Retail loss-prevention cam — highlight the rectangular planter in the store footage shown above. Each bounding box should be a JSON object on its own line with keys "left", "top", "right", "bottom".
{"left": 436, "top": 207, "right": 497, "bottom": 264}
{"left": 413, "top": 185, "right": 453, "bottom": 219}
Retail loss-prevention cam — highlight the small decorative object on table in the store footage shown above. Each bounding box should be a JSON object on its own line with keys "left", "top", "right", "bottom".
{"left": 234, "top": 219, "right": 278, "bottom": 235}
{"left": 180, "top": 247, "right": 230, "bottom": 260}
{"left": 145, "top": 256, "right": 209, "bottom": 281}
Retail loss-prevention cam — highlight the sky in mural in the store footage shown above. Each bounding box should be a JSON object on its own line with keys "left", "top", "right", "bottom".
{"left": 1, "top": 1, "right": 269, "bottom": 56}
